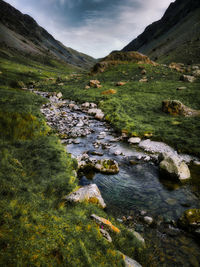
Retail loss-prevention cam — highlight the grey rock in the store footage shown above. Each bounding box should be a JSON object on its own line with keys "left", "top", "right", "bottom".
{"left": 160, "top": 153, "right": 191, "bottom": 180}
{"left": 100, "top": 229, "right": 112, "bottom": 242}
{"left": 128, "top": 229, "right": 145, "bottom": 245}
{"left": 193, "top": 70, "right": 200, "bottom": 77}
{"left": 128, "top": 137, "right": 141, "bottom": 144}
{"left": 180, "top": 74, "right": 196, "bottom": 83}
{"left": 118, "top": 252, "right": 142, "bottom": 267}
{"left": 143, "top": 216, "right": 153, "bottom": 225}
{"left": 63, "top": 184, "right": 106, "bottom": 209}
{"left": 94, "top": 159, "right": 119, "bottom": 174}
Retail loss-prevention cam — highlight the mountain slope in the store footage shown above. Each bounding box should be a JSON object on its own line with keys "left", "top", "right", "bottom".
{"left": 123, "top": 0, "right": 200, "bottom": 64}
{"left": 0, "top": 0, "right": 96, "bottom": 68}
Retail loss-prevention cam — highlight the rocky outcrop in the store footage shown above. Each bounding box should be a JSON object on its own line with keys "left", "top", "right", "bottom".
{"left": 162, "top": 100, "right": 200, "bottom": 117}
{"left": 159, "top": 153, "right": 191, "bottom": 181}
{"left": 116, "top": 82, "right": 126, "bottom": 86}
{"left": 63, "top": 184, "right": 106, "bottom": 209}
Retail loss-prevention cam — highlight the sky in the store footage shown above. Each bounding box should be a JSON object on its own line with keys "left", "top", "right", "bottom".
{"left": 4, "top": 0, "right": 174, "bottom": 58}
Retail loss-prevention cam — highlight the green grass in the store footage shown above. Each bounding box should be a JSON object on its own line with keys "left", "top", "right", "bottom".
{"left": 0, "top": 53, "right": 146, "bottom": 266}
{"left": 41, "top": 62, "right": 200, "bottom": 156}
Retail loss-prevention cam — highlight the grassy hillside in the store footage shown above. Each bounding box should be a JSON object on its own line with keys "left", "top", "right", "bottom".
{"left": 38, "top": 60, "right": 200, "bottom": 157}
{"left": 0, "top": 0, "right": 96, "bottom": 69}
{"left": 0, "top": 51, "right": 146, "bottom": 266}
{"left": 123, "top": 0, "right": 200, "bottom": 64}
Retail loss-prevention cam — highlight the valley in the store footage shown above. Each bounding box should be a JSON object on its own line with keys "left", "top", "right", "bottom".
{"left": 0, "top": 0, "right": 200, "bottom": 266}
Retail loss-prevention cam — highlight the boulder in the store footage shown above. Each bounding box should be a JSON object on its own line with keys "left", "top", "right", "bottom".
{"left": 63, "top": 184, "right": 106, "bottom": 209}
{"left": 159, "top": 154, "right": 191, "bottom": 180}
{"left": 89, "top": 80, "right": 101, "bottom": 88}
{"left": 139, "top": 77, "right": 148, "bottom": 82}
{"left": 141, "top": 69, "right": 147, "bottom": 75}
{"left": 178, "top": 209, "right": 200, "bottom": 233}
{"left": 128, "top": 137, "right": 141, "bottom": 144}
{"left": 82, "top": 102, "right": 90, "bottom": 108}
{"left": 192, "top": 70, "right": 200, "bottom": 77}
{"left": 100, "top": 229, "right": 112, "bottom": 242}
{"left": 162, "top": 100, "right": 200, "bottom": 117}
{"left": 94, "top": 159, "right": 119, "bottom": 174}
{"left": 91, "top": 214, "right": 120, "bottom": 233}
{"left": 169, "top": 62, "right": 185, "bottom": 73}
{"left": 101, "top": 89, "right": 117, "bottom": 95}
{"left": 88, "top": 108, "right": 102, "bottom": 115}
{"left": 57, "top": 92, "right": 63, "bottom": 98}
{"left": 143, "top": 216, "right": 153, "bottom": 225}
{"left": 90, "top": 103, "right": 97, "bottom": 108}
{"left": 180, "top": 74, "right": 196, "bottom": 83}
{"left": 69, "top": 103, "right": 75, "bottom": 109}
{"left": 116, "top": 82, "right": 126, "bottom": 86}
{"left": 192, "top": 65, "right": 199, "bottom": 70}
{"left": 88, "top": 108, "right": 104, "bottom": 120}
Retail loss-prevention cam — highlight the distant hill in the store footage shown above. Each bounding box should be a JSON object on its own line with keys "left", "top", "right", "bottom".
{"left": 0, "top": 0, "right": 96, "bottom": 69}
{"left": 122, "top": 0, "right": 200, "bottom": 64}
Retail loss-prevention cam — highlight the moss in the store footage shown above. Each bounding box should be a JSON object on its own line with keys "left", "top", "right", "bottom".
{"left": 179, "top": 209, "right": 200, "bottom": 229}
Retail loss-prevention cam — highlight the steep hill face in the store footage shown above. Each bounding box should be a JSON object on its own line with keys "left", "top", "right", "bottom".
{"left": 123, "top": 0, "right": 200, "bottom": 64}
{"left": 0, "top": 0, "right": 96, "bottom": 68}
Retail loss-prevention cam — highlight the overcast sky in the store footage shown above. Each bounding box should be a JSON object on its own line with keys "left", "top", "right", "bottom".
{"left": 4, "top": 0, "right": 174, "bottom": 58}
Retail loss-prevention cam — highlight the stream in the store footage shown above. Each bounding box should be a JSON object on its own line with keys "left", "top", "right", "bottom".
{"left": 36, "top": 90, "right": 200, "bottom": 267}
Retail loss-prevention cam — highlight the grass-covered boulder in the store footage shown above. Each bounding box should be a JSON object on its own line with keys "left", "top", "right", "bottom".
{"left": 178, "top": 209, "right": 200, "bottom": 235}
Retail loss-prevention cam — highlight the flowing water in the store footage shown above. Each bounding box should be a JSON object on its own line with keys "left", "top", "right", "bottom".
{"left": 37, "top": 91, "right": 200, "bottom": 267}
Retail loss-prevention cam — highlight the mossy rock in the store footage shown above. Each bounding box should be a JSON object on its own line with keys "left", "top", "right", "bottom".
{"left": 178, "top": 209, "right": 200, "bottom": 232}
{"left": 95, "top": 159, "right": 119, "bottom": 174}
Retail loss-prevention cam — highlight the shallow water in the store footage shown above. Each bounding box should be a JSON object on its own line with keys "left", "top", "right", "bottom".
{"left": 67, "top": 115, "right": 200, "bottom": 221}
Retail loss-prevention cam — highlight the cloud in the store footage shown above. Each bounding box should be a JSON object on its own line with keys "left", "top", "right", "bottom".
{"left": 4, "top": 0, "right": 174, "bottom": 58}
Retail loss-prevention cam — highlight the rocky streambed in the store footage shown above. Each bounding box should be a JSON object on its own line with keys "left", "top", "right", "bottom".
{"left": 34, "top": 90, "right": 200, "bottom": 266}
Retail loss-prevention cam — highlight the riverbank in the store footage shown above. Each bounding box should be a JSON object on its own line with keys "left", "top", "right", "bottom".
{"left": 34, "top": 88, "right": 200, "bottom": 266}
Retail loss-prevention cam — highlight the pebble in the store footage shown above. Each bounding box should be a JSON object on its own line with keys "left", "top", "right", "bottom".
{"left": 143, "top": 216, "right": 153, "bottom": 225}
{"left": 140, "top": 210, "right": 147, "bottom": 216}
